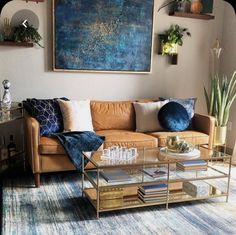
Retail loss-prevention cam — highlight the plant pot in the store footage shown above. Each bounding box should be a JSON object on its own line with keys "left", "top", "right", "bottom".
{"left": 162, "top": 42, "right": 178, "bottom": 55}
{"left": 214, "top": 126, "right": 227, "bottom": 146}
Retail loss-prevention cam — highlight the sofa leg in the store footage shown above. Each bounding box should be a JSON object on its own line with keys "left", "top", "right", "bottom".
{"left": 34, "top": 173, "right": 40, "bottom": 188}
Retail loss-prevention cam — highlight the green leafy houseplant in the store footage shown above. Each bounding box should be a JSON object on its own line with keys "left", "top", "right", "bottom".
{"left": 12, "top": 22, "right": 44, "bottom": 48}
{"left": 204, "top": 71, "right": 236, "bottom": 127}
{"left": 161, "top": 24, "right": 191, "bottom": 55}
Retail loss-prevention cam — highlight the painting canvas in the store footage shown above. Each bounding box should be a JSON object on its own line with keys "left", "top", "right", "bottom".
{"left": 53, "top": 0, "right": 154, "bottom": 73}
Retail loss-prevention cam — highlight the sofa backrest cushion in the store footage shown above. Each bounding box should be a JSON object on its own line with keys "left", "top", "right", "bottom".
{"left": 91, "top": 101, "right": 135, "bottom": 131}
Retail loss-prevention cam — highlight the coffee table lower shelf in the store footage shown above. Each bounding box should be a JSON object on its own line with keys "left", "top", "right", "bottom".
{"left": 83, "top": 186, "right": 227, "bottom": 217}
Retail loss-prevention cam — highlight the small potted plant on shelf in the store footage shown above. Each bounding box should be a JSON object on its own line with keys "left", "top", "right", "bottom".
{"left": 204, "top": 71, "right": 236, "bottom": 145}
{"left": 12, "top": 21, "right": 44, "bottom": 48}
{"left": 160, "top": 24, "right": 191, "bottom": 56}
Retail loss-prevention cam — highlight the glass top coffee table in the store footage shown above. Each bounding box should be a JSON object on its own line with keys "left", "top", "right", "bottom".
{"left": 82, "top": 146, "right": 232, "bottom": 218}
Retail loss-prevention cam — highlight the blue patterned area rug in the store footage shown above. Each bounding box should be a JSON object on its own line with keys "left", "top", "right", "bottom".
{"left": 1, "top": 166, "right": 236, "bottom": 235}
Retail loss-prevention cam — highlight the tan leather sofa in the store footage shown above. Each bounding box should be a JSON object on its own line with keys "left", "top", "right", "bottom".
{"left": 24, "top": 100, "right": 215, "bottom": 187}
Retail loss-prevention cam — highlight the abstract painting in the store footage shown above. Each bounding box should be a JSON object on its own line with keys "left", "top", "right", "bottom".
{"left": 53, "top": 0, "right": 154, "bottom": 73}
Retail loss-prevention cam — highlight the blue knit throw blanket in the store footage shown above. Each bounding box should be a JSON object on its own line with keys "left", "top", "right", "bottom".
{"left": 50, "top": 131, "right": 105, "bottom": 171}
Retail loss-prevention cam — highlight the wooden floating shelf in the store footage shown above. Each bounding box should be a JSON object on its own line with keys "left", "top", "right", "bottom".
{"left": 0, "top": 41, "right": 34, "bottom": 47}
{"left": 25, "top": 0, "right": 44, "bottom": 2}
{"left": 169, "top": 12, "right": 215, "bottom": 20}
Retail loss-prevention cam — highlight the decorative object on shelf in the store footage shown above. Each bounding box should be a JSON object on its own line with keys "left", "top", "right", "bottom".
{"left": 178, "top": 0, "right": 191, "bottom": 12}
{"left": 158, "top": 0, "right": 191, "bottom": 13}
{"left": 11, "top": 9, "right": 39, "bottom": 29}
{"left": 3, "top": 18, "right": 11, "bottom": 40}
{"left": 159, "top": 0, "right": 216, "bottom": 19}
{"left": 53, "top": 0, "right": 154, "bottom": 73}
{"left": 159, "top": 24, "right": 191, "bottom": 65}
{"left": 204, "top": 71, "right": 236, "bottom": 145}
{"left": 12, "top": 20, "right": 43, "bottom": 47}
{"left": 190, "top": 0, "right": 203, "bottom": 14}
{"left": 1, "top": 80, "right": 12, "bottom": 109}
{"left": 201, "top": 0, "right": 213, "bottom": 13}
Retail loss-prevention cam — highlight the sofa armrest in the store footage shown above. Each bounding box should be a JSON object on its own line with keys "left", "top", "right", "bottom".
{"left": 24, "top": 113, "right": 41, "bottom": 173}
{"left": 192, "top": 113, "right": 215, "bottom": 149}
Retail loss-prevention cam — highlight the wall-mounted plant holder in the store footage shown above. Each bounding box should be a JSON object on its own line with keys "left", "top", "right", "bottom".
{"left": 158, "top": 25, "right": 191, "bottom": 65}
{"left": 169, "top": 54, "right": 178, "bottom": 65}
{"left": 158, "top": 34, "right": 179, "bottom": 65}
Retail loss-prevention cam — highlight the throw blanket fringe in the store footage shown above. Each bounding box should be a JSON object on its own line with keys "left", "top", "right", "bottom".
{"left": 50, "top": 131, "right": 105, "bottom": 171}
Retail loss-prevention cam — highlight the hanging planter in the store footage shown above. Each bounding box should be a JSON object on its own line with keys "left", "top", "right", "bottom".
{"left": 159, "top": 24, "right": 191, "bottom": 65}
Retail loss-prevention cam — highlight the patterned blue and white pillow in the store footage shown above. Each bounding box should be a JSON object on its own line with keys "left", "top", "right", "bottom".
{"left": 159, "top": 97, "right": 197, "bottom": 119}
{"left": 23, "top": 98, "right": 68, "bottom": 136}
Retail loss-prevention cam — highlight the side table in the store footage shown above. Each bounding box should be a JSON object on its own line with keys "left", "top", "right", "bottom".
{"left": 0, "top": 102, "right": 25, "bottom": 173}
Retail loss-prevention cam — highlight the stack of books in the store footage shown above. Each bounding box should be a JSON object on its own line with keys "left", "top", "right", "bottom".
{"left": 138, "top": 183, "right": 168, "bottom": 203}
{"left": 177, "top": 160, "right": 207, "bottom": 171}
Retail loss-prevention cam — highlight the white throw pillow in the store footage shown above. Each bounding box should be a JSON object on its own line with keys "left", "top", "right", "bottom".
{"left": 58, "top": 99, "right": 94, "bottom": 132}
{"left": 133, "top": 101, "right": 168, "bottom": 132}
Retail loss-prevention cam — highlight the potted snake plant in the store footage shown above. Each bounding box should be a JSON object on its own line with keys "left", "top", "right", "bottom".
{"left": 204, "top": 71, "right": 236, "bottom": 145}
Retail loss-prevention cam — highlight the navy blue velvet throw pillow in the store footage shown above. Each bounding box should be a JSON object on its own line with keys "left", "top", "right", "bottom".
{"left": 23, "top": 98, "right": 68, "bottom": 136}
{"left": 158, "top": 102, "right": 190, "bottom": 131}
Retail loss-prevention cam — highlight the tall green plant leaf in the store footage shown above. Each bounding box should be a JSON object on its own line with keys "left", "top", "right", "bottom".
{"left": 205, "top": 71, "right": 236, "bottom": 127}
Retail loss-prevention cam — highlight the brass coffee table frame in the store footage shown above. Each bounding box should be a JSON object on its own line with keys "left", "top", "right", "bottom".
{"left": 82, "top": 147, "right": 232, "bottom": 218}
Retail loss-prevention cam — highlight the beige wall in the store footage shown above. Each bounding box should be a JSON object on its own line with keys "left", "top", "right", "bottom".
{"left": 220, "top": 3, "right": 236, "bottom": 150}
{"left": 0, "top": 0, "right": 225, "bottom": 114}
{"left": 1, "top": 0, "right": 233, "bottom": 148}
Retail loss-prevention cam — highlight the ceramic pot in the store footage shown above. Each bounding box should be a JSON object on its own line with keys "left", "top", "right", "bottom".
{"left": 214, "top": 126, "right": 227, "bottom": 146}
{"left": 191, "top": 0, "right": 203, "bottom": 14}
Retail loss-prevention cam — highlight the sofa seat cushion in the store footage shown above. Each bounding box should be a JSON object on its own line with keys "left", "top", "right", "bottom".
{"left": 96, "top": 130, "right": 158, "bottom": 148}
{"left": 39, "top": 137, "right": 66, "bottom": 155}
{"left": 149, "top": 131, "right": 209, "bottom": 147}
